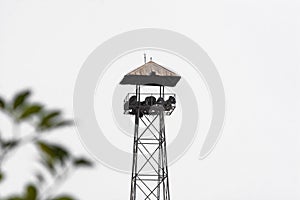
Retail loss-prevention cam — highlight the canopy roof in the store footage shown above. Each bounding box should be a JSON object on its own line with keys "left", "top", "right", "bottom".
{"left": 120, "top": 61, "right": 181, "bottom": 87}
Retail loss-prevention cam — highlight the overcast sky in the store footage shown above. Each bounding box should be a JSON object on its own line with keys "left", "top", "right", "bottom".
{"left": 0, "top": 0, "right": 300, "bottom": 199}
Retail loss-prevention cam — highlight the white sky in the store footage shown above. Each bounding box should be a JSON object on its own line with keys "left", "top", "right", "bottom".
{"left": 0, "top": 0, "right": 300, "bottom": 199}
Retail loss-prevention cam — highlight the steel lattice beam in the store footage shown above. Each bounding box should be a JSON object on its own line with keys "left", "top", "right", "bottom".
{"left": 130, "top": 109, "right": 170, "bottom": 200}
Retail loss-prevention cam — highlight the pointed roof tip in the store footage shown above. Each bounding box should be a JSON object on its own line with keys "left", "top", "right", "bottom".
{"left": 127, "top": 61, "right": 180, "bottom": 77}
{"left": 120, "top": 61, "right": 181, "bottom": 87}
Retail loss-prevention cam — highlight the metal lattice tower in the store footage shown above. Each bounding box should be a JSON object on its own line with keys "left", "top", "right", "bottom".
{"left": 120, "top": 59, "right": 181, "bottom": 200}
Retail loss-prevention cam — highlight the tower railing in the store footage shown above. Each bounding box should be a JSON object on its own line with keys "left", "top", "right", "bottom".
{"left": 123, "top": 93, "right": 176, "bottom": 116}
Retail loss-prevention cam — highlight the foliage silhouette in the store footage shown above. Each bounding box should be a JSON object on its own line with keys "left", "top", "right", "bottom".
{"left": 0, "top": 89, "right": 93, "bottom": 200}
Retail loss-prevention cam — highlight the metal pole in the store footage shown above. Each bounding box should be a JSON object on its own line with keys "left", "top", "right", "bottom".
{"left": 161, "top": 112, "right": 170, "bottom": 200}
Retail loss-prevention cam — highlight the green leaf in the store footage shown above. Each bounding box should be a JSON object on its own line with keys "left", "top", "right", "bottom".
{"left": 36, "top": 111, "right": 73, "bottom": 131}
{"left": 73, "top": 157, "right": 93, "bottom": 167}
{"left": 39, "top": 157, "right": 56, "bottom": 175}
{"left": 37, "top": 142, "right": 57, "bottom": 159}
{"left": 19, "top": 104, "right": 43, "bottom": 120}
{"left": 0, "top": 171, "right": 4, "bottom": 183}
{"left": 54, "top": 147, "right": 69, "bottom": 165}
{"left": 0, "top": 133, "right": 3, "bottom": 147}
{"left": 2, "top": 139, "right": 19, "bottom": 150}
{"left": 54, "top": 120, "right": 73, "bottom": 128}
{"left": 12, "top": 90, "right": 31, "bottom": 110}
{"left": 37, "top": 141, "right": 70, "bottom": 166}
{"left": 37, "top": 110, "right": 61, "bottom": 130}
{"left": 24, "top": 184, "right": 38, "bottom": 200}
{"left": 7, "top": 196, "right": 24, "bottom": 200}
{"left": 41, "top": 110, "right": 61, "bottom": 124}
{"left": 0, "top": 96, "right": 5, "bottom": 109}
{"left": 51, "top": 195, "right": 75, "bottom": 200}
